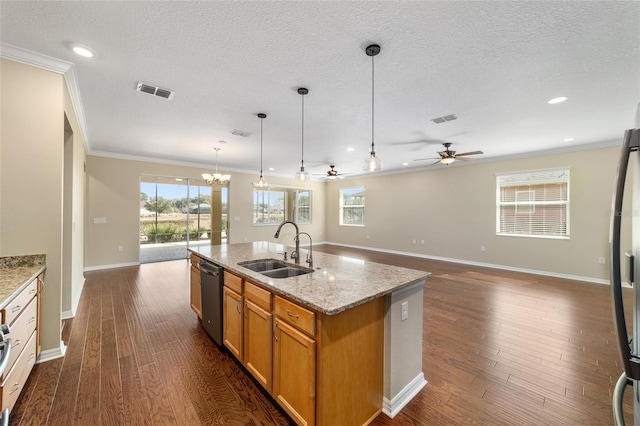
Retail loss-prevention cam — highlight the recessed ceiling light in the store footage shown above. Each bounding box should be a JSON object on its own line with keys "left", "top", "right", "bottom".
{"left": 547, "top": 96, "right": 568, "bottom": 104}
{"left": 402, "top": 162, "right": 409, "bottom": 166}
{"left": 219, "top": 140, "right": 228, "bottom": 144}
{"left": 72, "top": 45, "right": 95, "bottom": 58}
{"left": 347, "top": 147, "right": 355, "bottom": 152}
{"left": 268, "top": 167, "right": 275, "bottom": 171}
{"left": 563, "top": 137, "right": 575, "bottom": 142}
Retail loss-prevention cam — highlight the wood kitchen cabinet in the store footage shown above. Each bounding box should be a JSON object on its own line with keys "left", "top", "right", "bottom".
{"left": 243, "top": 282, "right": 273, "bottom": 392}
{"left": 273, "top": 301, "right": 316, "bottom": 426}
{"left": 189, "top": 254, "right": 202, "bottom": 319}
{"left": 222, "top": 271, "right": 243, "bottom": 360}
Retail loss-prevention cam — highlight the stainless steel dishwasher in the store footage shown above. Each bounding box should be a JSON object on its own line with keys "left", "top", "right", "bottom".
{"left": 198, "top": 259, "right": 223, "bottom": 345}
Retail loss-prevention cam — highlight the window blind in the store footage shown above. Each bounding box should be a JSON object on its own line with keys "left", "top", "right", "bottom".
{"left": 496, "top": 168, "right": 570, "bottom": 238}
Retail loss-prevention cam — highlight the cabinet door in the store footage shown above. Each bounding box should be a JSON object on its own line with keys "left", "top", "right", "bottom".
{"left": 223, "top": 286, "right": 243, "bottom": 360}
{"left": 244, "top": 299, "right": 273, "bottom": 392}
{"left": 190, "top": 264, "right": 202, "bottom": 319}
{"left": 273, "top": 318, "right": 316, "bottom": 426}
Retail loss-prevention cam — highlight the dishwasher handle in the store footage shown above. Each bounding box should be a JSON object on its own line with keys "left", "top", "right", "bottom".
{"left": 198, "top": 260, "right": 220, "bottom": 276}
{"left": 0, "top": 339, "right": 12, "bottom": 378}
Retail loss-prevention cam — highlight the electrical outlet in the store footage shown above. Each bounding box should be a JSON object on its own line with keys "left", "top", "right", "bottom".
{"left": 481, "top": 245, "right": 486, "bottom": 252}
{"left": 401, "top": 301, "right": 409, "bottom": 321}
{"left": 421, "top": 240, "right": 425, "bottom": 245}
{"left": 412, "top": 239, "right": 416, "bottom": 244}
{"left": 117, "top": 245, "right": 123, "bottom": 252}
{"left": 598, "top": 257, "right": 606, "bottom": 264}
{"left": 366, "top": 235, "right": 370, "bottom": 240}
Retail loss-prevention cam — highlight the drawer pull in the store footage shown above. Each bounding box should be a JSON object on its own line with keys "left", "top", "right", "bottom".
{"left": 9, "top": 383, "right": 20, "bottom": 395}
{"left": 28, "top": 353, "right": 35, "bottom": 361}
{"left": 11, "top": 305, "right": 22, "bottom": 313}
{"left": 286, "top": 310, "right": 299, "bottom": 319}
{"left": 29, "top": 288, "right": 36, "bottom": 295}
{"left": 12, "top": 340, "right": 21, "bottom": 348}
{"left": 29, "top": 317, "right": 36, "bottom": 324}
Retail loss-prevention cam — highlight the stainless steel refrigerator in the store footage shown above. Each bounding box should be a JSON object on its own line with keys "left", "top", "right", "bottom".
{"left": 610, "top": 103, "right": 640, "bottom": 425}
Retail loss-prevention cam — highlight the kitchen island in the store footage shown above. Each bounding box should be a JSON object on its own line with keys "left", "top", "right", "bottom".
{"left": 190, "top": 242, "right": 429, "bottom": 426}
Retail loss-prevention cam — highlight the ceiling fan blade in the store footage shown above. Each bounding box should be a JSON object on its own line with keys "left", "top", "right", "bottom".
{"left": 413, "top": 157, "right": 440, "bottom": 162}
{"left": 455, "top": 150, "right": 483, "bottom": 157}
{"left": 455, "top": 157, "right": 475, "bottom": 162}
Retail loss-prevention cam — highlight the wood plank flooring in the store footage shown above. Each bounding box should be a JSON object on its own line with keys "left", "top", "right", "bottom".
{"left": 9, "top": 244, "right": 636, "bottom": 425}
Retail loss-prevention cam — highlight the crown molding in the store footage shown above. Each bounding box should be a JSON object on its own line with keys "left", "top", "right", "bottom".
{"left": 1, "top": 43, "right": 90, "bottom": 152}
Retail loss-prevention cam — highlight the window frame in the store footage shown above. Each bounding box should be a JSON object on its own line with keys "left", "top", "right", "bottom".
{"left": 339, "top": 186, "right": 366, "bottom": 227}
{"left": 496, "top": 167, "right": 570, "bottom": 240}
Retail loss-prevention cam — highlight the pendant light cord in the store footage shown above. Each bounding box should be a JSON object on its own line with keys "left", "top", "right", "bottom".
{"left": 371, "top": 52, "right": 375, "bottom": 156}
{"left": 260, "top": 117, "right": 264, "bottom": 174}
{"left": 301, "top": 93, "right": 305, "bottom": 169}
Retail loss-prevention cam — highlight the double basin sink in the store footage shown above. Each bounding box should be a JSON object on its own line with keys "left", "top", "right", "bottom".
{"left": 238, "top": 258, "right": 314, "bottom": 279}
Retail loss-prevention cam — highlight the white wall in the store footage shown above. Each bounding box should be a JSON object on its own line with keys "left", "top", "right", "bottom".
{"left": 85, "top": 155, "right": 326, "bottom": 269}
{"left": 325, "top": 146, "right": 624, "bottom": 282}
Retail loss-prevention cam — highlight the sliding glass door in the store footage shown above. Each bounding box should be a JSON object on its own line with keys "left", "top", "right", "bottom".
{"left": 139, "top": 176, "right": 227, "bottom": 263}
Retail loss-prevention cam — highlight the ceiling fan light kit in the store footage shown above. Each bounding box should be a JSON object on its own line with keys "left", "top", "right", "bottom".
{"left": 295, "top": 87, "right": 311, "bottom": 182}
{"left": 363, "top": 43, "right": 383, "bottom": 172}
{"left": 202, "top": 147, "right": 231, "bottom": 184}
{"left": 253, "top": 113, "right": 269, "bottom": 188}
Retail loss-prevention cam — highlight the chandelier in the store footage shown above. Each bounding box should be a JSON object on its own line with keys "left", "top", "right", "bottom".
{"left": 202, "top": 147, "right": 231, "bottom": 185}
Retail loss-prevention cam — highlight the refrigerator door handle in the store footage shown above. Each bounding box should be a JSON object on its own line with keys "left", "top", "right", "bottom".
{"left": 613, "top": 372, "right": 632, "bottom": 426}
{"left": 610, "top": 128, "right": 640, "bottom": 381}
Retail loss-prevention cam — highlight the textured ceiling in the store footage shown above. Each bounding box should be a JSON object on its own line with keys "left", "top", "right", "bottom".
{"left": 1, "top": 1, "right": 639, "bottom": 179}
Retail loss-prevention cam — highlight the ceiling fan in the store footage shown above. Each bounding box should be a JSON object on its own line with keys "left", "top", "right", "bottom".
{"left": 314, "top": 165, "right": 348, "bottom": 180}
{"left": 414, "top": 142, "right": 483, "bottom": 166}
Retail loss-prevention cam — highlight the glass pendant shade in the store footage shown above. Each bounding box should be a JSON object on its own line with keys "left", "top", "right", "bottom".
{"left": 253, "top": 113, "right": 269, "bottom": 188}
{"left": 364, "top": 150, "right": 382, "bottom": 172}
{"left": 295, "top": 166, "right": 310, "bottom": 182}
{"left": 202, "top": 147, "right": 231, "bottom": 184}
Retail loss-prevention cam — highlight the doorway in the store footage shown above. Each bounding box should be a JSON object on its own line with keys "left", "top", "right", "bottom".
{"left": 139, "top": 176, "right": 227, "bottom": 263}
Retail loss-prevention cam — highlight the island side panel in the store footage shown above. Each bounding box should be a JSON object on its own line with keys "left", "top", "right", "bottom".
{"left": 383, "top": 280, "right": 427, "bottom": 417}
{"left": 316, "top": 297, "right": 385, "bottom": 426}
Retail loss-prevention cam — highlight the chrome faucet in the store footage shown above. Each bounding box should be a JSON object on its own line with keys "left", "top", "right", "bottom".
{"left": 295, "top": 232, "right": 313, "bottom": 268}
{"left": 274, "top": 221, "right": 300, "bottom": 264}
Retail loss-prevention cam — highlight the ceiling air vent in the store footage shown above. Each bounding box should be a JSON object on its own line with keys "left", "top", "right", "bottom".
{"left": 431, "top": 114, "right": 457, "bottom": 124}
{"left": 231, "top": 129, "right": 251, "bottom": 137}
{"left": 136, "top": 81, "right": 175, "bottom": 100}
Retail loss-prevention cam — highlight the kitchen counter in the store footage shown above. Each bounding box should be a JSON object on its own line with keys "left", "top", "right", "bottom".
{"left": 189, "top": 241, "right": 430, "bottom": 315}
{"left": 0, "top": 254, "right": 46, "bottom": 309}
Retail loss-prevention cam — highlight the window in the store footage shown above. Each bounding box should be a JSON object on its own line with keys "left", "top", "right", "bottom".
{"left": 496, "top": 168, "right": 570, "bottom": 239}
{"left": 340, "top": 187, "right": 365, "bottom": 226}
{"left": 252, "top": 186, "right": 312, "bottom": 225}
{"left": 294, "top": 190, "right": 311, "bottom": 224}
{"left": 253, "top": 188, "right": 285, "bottom": 224}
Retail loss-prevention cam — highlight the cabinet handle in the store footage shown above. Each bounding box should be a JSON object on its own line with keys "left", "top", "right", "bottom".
{"left": 236, "top": 298, "right": 243, "bottom": 314}
{"left": 29, "top": 288, "right": 36, "bottom": 295}
{"left": 286, "top": 310, "right": 299, "bottom": 319}
{"left": 28, "top": 352, "right": 35, "bottom": 361}
{"left": 274, "top": 322, "right": 278, "bottom": 342}
{"left": 11, "top": 305, "right": 21, "bottom": 313}
{"left": 9, "top": 383, "right": 20, "bottom": 395}
{"left": 12, "top": 340, "right": 20, "bottom": 348}
{"left": 29, "top": 316, "right": 36, "bottom": 324}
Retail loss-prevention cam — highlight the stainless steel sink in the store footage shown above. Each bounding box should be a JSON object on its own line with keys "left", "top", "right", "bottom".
{"left": 238, "top": 258, "right": 313, "bottom": 278}
{"left": 261, "top": 267, "right": 313, "bottom": 278}
{"left": 238, "top": 259, "right": 289, "bottom": 272}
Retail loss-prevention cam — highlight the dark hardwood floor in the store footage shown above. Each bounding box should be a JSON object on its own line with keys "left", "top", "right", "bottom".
{"left": 10, "top": 244, "right": 635, "bottom": 425}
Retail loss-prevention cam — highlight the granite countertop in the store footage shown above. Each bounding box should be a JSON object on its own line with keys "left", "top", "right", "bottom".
{"left": 0, "top": 254, "right": 46, "bottom": 310}
{"left": 190, "top": 242, "right": 430, "bottom": 315}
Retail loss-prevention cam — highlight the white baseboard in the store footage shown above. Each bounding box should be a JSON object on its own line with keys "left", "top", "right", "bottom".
{"left": 382, "top": 372, "right": 427, "bottom": 418}
{"left": 324, "top": 242, "right": 610, "bottom": 285}
{"left": 37, "top": 340, "right": 67, "bottom": 364}
{"left": 84, "top": 261, "right": 139, "bottom": 272}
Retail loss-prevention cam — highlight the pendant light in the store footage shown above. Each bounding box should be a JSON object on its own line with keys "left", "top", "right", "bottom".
{"left": 253, "top": 113, "right": 269, "bottom": 188}
{"left": 295, "top": 87, "right": 311, "bottom": 182}
{"left": 202, "top": 147, "right": 231, "bottom": 185}
{"left": 363, "top": 44, "right": 382, "bottom": 172}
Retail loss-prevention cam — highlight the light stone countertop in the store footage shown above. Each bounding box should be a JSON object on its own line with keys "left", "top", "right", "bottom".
{"left": 189, "top": 242, "right": 430, "bottom": 315}
{"left": 0, "top": 254, "right": 46, "bottom": 310}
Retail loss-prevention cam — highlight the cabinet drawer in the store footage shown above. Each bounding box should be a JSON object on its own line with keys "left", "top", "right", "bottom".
{"left": 275, "top": 296, "right": 315, "bottom": 337}
{"left": 1, "top": 298, "right": 36, "bottom": 383}
{"left": 2, "top": 279, "right": 37, "bottom": 326}
{"left": 245, "top": 282, "right": 271, "bottom": 311}
{"left": 224, "top": 271, "right": 243, "bottom": 294}
{"left": 1, "top": 330, "right": 36, "bottom": 412}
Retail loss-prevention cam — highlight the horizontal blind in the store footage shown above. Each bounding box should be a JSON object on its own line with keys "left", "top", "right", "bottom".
{"left": 496, "top": 168, "right": 569, "bottom": 238}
